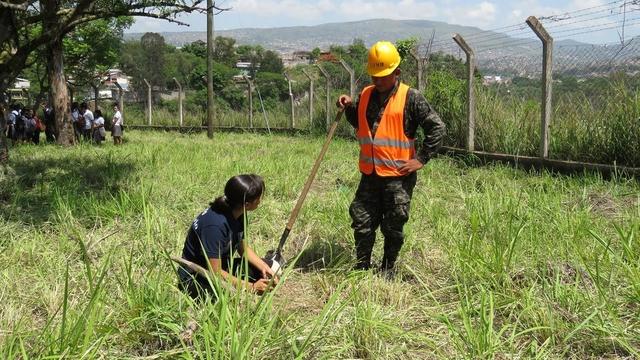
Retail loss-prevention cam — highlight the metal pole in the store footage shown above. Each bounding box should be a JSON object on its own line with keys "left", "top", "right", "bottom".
{"left": 526, "top": 16, "right": 554, "bottom": 159}
{"left": 206, "top": 0, "right": 215, "bottom": 138}
{"left": 410, "top": 49, "right": 424, "bottom": 94}
{"left": 339, "top": 58, "right": 355, "bottom": 99}
{"left": 316, "top": 64, "right": 331, "bottom": 131}
{"left": 173, "top": 78, "right": 183, "bottom": 127}
{"left": 143, "top": 78, "right": 151, "bottom": 125}
{"left": 453, "top": 34, "right": 476, "bottom": 152}
{"left": 302, "top": 69, "right": 314, "bottom": 129}
{"left": 284, "top": 72, "right": 295, "bottom": 128}
{"left": 243, "top": 75, "right": 254, "bottom": 128}
{"left": 115, "top": 82, "right": 124, "bottom": 121}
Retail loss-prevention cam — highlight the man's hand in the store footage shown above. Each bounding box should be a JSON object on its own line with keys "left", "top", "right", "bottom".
{"left": 398, "top": 159, "right": 424, "bottom": 174}
{"left": 336, "top": 95, "right": 352, "bottom": 109}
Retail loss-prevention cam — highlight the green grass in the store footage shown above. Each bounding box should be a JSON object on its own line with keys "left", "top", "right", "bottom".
{"left": 425, "top": 71, "right": 640, "bottom": 167}
{"left": 1, "top": 131, "right": 639, "bottom": 358}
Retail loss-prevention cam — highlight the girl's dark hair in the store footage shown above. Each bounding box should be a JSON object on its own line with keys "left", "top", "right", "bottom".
{"left": 71, "top": 102, "right": 79, "bottom": 110}
{"left": 211, "top": 174, "right": 265, "bottom": 214}
{"left": 95, "top": 109, "right": 102, "bottom": 118}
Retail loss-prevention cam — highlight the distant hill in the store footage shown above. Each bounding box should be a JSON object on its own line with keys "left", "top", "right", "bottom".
{"left": 124, "top": 18, "right": 538, "bottom": 52}
{"left": 124, "top": 19, "right": 640, "bottom": 76}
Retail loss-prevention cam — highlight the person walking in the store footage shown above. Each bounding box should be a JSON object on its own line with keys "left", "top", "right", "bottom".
{"left": 111, "top": 103, "right": 123, "bottom": 145}
{"left": 337, "top": 41, "right": 446, "bottom": 275}
{"left": 178, "top": 174, "right": 278, "bottom": 299}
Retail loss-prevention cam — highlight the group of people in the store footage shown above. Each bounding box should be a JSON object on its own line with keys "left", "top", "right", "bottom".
{"left": 3, "top": 101, "right": 123, "bottom": 146}
{"left": 70, "top": 102, "right": 124, "bottom": 145}
{"left": 4, "top": 103, "right": 55, "bottom": 144}
{"left": 178, "top": 41, "right": 446, "bottom": 300}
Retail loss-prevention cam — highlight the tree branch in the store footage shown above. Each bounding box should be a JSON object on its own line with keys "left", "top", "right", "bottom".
{"left": 0, "top": 0, "right": 30, "bottom": 10}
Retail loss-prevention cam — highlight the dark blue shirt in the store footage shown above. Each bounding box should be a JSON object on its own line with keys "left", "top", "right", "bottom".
{"left": 180, "top": 207, "right": 244, "bottom": 275}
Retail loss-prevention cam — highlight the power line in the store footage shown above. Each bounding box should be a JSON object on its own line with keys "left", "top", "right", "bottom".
{"left": 430, "top": 0, "right": 634, "bottom": 48}
{"left": 554, "top": 17, "right": 640, "bottom": 39}
{"left": 543, "top": 7, "right": 639, "bottom": 30}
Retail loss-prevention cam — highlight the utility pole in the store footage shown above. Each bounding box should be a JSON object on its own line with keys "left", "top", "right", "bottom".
{"left": 206, "top": 0, "right": 215, "bottom": 138}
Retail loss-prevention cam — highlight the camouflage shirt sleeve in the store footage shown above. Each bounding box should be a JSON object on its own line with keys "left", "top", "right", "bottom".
{"left": 344, "top": 98, "right": 359, "bottom": 129}
{"left": 406, "top": 88, "right": 446, "bottom": 164}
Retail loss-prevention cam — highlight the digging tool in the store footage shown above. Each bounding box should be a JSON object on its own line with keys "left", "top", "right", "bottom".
{"left": 266, "top": 109, "right": 345, "bottom": 274}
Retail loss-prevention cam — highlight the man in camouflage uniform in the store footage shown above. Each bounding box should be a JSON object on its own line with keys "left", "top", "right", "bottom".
{"left": 337, "top": 41, "right": 445, "bottom": 274}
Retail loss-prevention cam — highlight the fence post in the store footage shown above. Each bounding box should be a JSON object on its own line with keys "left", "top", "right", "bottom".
{"left": 410, "top": 49, "right": 425, "bottom": 94}
{"left": 526, "top": 16, "right": 553, "bottom": 159}
{"left": 302, "top": 69, "right": 314, "bottom": 129}
{"left": 143, "top": 78, "right": 152, "bottom": 126}
{"left": 284, "top": 72, "right": 295, "bottom": 128}
{"left": 173, "top": 77, "right": 183, "bottom": 127}
{"left": 243, "top": 75, "right": 254, "bottom": 128}
{"left": 115, "top": 82, "right": 124, "bottom": 121}
{"left": 339, "top": 59, "right": 355, "bottom": 99}
{"left": 453, "top": 34, "right": 476, "bottom": 152}
{"left": 315, "top": 64, "right": 331, "bottom": 131}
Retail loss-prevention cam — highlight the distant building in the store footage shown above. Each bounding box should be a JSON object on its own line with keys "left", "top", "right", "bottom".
{"left": 6, "top": 78, "right": 30, "bottom": 102}
{"left": 102, "top": 69, "right": 133, "bottom": 100}
{"left": 317, "top": 51, "right": 338, "bottom": 63}
{"left": 483, "top": 75, "right": 509, "bottom": 85}
{"left": 234, "top": 61, "right": 259, "bottom": 80}
{"left": 283, "top": 51, "right": 312, "bottom": 68}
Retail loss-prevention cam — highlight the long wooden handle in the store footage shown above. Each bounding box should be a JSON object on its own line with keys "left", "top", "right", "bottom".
{"left": 276, "top": 109, "right": 344, "bottom": 254}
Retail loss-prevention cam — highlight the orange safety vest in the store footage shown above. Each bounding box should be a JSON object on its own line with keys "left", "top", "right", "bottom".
{"left": 356, "top": 83, "right": 415, "bottom": 177}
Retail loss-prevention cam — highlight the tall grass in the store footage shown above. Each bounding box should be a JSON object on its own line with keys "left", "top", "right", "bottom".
{"left": 1, "top": 131, "right": 638, "bottom": 358}
{"left": 425, "top": 70, "right": 640, "bottom": 167}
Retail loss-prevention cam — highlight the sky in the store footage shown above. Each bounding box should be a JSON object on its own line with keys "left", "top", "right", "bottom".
{"left": 126, "top": 0, "right": 640, "bottom": 44}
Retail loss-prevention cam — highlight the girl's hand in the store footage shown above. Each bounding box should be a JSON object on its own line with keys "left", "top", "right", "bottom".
{"left": 251, "top": 279, "right": 271, "bottom": 294}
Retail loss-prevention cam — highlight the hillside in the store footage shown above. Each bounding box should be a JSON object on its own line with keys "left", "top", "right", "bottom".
{"left": 124, "top": 19, "right": 640, "bottom": 76}
{"left": 124, "top": 19, "right": 497, "bottom": 51}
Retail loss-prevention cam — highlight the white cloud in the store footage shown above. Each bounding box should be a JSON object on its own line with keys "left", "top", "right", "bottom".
{"left": 442, "top": 1, "right": 496, "bottom": 28}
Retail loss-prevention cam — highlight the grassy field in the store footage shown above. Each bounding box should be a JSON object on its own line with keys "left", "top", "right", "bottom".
{"left": 1, "top": 130, "right": 639, "bottom": 359}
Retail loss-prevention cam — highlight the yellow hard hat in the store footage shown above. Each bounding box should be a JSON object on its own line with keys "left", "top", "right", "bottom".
{"left": 367, "top": 41, "right": 401, "bottom": 77}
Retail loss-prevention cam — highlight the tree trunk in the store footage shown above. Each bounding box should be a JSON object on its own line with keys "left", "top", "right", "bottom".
{"left": 0, "top": 102, "right": 8, "bottom": 164}
{"left": 92, "top": 84, "right": 99, "bottom": 111}
{"left": 47, "top": 36, "right": 75, "bottom": 146}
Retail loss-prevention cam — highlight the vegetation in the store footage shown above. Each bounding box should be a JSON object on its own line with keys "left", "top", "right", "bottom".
{"left": 1, "top": 131, "right": 638, "bottom": 358}
{"left": 423, "top": 57, "right": 640, "bottom": 167}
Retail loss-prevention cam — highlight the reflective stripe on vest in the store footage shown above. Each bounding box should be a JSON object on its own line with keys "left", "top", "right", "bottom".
{"left": 356, "top": 83, "right": 414, "bottom": 176}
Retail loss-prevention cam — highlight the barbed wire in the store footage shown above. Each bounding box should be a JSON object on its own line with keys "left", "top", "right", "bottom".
{"left": 429, "top": 0, "right": 630, "bottom": 47}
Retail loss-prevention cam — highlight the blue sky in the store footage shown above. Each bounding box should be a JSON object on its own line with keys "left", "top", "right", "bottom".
{"left": 127, "top": 0, "right": 640, "bottom": 44}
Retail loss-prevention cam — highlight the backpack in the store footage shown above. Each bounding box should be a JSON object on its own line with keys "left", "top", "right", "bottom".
{"left": 77, "top": 114, "right": 86, "bottom": 129}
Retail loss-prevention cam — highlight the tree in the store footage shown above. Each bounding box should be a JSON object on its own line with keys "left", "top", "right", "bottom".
{"left": 140, "top": 32, "right": 166, "bottom": 91}
{"left": 310, "top": 47, "right": 321, "bottom": 61}
{"left": 64, "top": 18, "right": 132, "bottom": 109}
{"left": 213, "top": 36, "right": 237, "bottom": 67}
{"left": 260, "top": 50, "right": 283, "bottom": 74}
{"left": 0, "top": 0, "right": 219, "bottom": 161}
{"left": 182, "top": 40, "right": 207, "bottom": 58}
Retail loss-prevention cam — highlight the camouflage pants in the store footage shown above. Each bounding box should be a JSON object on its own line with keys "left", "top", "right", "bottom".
{"left": 349, "top": 172, "right": 417, "bottom": 270}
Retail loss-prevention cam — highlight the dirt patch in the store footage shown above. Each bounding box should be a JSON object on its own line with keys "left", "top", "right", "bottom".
{"left": 586, "top": 192, "right": 618, "bottom": 217}
{"left": 273, "top": 271, "right": 325, "bottom": 317}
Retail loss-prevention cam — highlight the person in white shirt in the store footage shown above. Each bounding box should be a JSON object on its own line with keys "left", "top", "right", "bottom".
{"left": 92, "top": 109, "right": 106, "bottom": 144}
{"left": 80, "top": 102, "right": 94, "bottom": 141}
{"left": 111, "top": 103, "right": 123, "bottom": 145}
